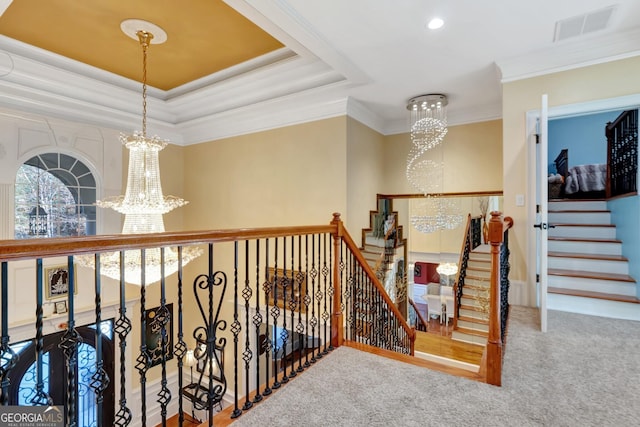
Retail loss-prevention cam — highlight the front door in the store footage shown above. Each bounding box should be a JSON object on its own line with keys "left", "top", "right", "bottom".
{"left": 7, "top": 322, "right": 115, "bottom": 426}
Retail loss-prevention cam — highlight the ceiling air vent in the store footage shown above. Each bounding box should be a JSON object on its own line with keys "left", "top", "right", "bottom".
{"left": 553, "top": 5, "right": 616, "bottom": 42}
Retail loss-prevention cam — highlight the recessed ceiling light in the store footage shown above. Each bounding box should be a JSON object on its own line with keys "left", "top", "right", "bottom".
{"left": 427, "top": 18, "right": 444, "bottom": 30}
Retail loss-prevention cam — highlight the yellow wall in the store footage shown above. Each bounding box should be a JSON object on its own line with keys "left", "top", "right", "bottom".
{"left": 503, "top": 55, "right": 640, "bottom": 302}
{"left": 182, "top": 117, "right": 347, "bottom": 230}
{"left": 346, "top": 117, "right": 386, "bottom": 242}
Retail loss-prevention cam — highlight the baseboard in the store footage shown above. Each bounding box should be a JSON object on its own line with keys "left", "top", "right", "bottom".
{"left": 508, "top": 279, "right": 533, "bottom": 307}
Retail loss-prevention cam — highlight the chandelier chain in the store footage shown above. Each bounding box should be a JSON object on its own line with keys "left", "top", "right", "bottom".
{"left": 137, "top": 30, "right": 153, "bottom": 138}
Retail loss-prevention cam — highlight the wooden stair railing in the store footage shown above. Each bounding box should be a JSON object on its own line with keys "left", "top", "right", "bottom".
{"left": 484, "top": 211, "right": 514, "bottom": 387}
{"left": 0, "top": 213, "right": 415, "bottom": 426}
{"left": 452, "top": 214, "right": 482, "bottom": 330}
{"left": 408, "top": 298, "right": 428, "bottom": 332}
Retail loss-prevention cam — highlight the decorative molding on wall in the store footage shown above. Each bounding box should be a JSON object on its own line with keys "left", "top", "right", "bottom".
{"left": 0, "top": 183, "right": 14, "bottom": 239}
{"left": 497, "top": 28, "right": 640, "bottom": 83}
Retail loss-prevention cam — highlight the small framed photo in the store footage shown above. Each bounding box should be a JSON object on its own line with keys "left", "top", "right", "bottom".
{"left": 54, "top": 300, "right": 67, "bottom": 314}
{"left": 45, "top": 264, "right": 78, "bottom": 300}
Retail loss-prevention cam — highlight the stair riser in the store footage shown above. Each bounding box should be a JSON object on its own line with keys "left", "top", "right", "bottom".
{"left": 466, "top": 269, "right": 490, "bottom": 280}
{"left": 457, "top": 319, "right": 489, "bottom": 332}
{"left": 459, "top": 308, "right": 489, "bottom": 320}
{"left": 548, "top": 201, "right": 607, "bottom": 210}
{"left": 461, "top": 297, "right": 488, "bottom": 309}
{"left": 549, "top": 226, "right": 616, "bottom": 239}
{"left": 463, "top": 277, "right": 490, "bottom": 287}
{"left": 549, "top": 211, "right": 611, "bottom": 225}
{"left": 462, "top": 287, "right": 490, "bottom": 298}
{"left": 467, "top": 260, "right": 490, "bottom": 270}
{"left": 469, "top": 253, "right": 491, "bottom": 262}
{"left": 548, "top": 257, "right": 628, "bottom": 275}
{"left": 548, "top": 240, "right": 621, "bottom": 256}
{"left": 548, "top": 276, "right": 637, "bottom": 296}
{"left": 451, "top": 331, "right": 487, "bottom": 346}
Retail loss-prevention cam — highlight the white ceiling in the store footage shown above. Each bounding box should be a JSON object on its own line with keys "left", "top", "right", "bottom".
{"left": 1, "top": 0, "right": 640, "bottom": 145}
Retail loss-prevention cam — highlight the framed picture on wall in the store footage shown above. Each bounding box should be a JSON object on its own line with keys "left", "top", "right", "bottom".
{"left": 145, "top": 303, "right": 174, "bottom": 367}
{"left": 44, "top": 264, "right": 78, "bottom": 300}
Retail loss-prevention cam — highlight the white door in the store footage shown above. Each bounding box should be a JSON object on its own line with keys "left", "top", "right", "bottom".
{"left": 535, "top": 94, "right": 549, "bottom": 332}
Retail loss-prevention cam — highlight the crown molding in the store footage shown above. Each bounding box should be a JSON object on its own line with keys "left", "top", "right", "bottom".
{"left": 497, "top": 28, "right": 640, "bottom": 83}
{"left": 345, "top": 98, "right": 386, "bottom": 135}
{"left": 177, "top": 85, "right": 352, "bottom": 145}
{"left": 0, "top": 32, "right": 354, "bottom": 146}
{"left": 227, "top": 0, "right": 371, "bottom": 85}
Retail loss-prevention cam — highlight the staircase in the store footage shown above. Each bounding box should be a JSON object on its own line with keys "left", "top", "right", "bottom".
{"left": 452, "top": 246, "right": 491, "bottom": 346}
{"left": 547, "top": 199, "right": 640, "bottom": 318}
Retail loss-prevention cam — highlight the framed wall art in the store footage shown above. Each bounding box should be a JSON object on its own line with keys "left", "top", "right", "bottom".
{"left": 44, "top": 264, "right": 78, "bottom": 300}
{"left": 145, "top": 303, "right": 174, "bottom": 367}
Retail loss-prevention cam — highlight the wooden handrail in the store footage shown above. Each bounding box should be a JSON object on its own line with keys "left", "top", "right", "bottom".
{"left": 339, "top": 223, "right": 416, "bottom": 354}
{"left": 377, "top": 191, "right": 503, "bottom": 200}
{"left": 408, "top": 298, "right": 428, "bottom": 332}
{"left": 0, "top": 225, "right": 336, "bottom": 261}
{"left": 484, "top": 211, "right": 513, "bottom": 386}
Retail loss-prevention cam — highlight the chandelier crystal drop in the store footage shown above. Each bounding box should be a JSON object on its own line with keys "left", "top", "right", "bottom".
{"left": 406, "top": 94, "right": 463, "bottom": 234}
{"left": 84, "top": 22, "right": 201, "bottom": 285}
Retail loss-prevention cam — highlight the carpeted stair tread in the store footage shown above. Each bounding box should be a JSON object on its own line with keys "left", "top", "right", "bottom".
{"left": 548, "top": 268, "right": 635, "bottom": 282}
{"left": 548, "top": 287, "right": 640, "bottom": 303}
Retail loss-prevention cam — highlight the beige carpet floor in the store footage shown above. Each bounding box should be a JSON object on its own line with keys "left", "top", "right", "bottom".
{"left": 229, "top": 306, "right": 640, "bottom": 426}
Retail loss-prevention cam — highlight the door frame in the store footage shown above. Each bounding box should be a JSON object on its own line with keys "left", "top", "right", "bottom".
{"left": 526, "top": 93, "right": 640, "bottom": 330}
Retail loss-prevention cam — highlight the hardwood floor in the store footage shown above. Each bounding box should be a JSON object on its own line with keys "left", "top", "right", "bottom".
{"left": 412, "top": 301, "right": 484, "bottom": 367}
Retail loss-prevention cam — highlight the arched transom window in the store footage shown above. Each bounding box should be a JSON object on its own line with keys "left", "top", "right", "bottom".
{"left": 14, "top": 153, "right": 97, "bottom": 238}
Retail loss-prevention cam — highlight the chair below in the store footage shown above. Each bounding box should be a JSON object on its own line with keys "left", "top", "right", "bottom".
{"left": 421, "top": 283, "right": 454, "bottom": 324}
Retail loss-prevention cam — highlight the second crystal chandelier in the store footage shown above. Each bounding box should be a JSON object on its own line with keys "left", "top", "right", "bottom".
{"left": 406, "top": 94, "right": 463, "bottom": 233}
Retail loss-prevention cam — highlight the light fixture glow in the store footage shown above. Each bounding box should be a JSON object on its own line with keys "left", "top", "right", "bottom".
{"left": 427, "top": 18, "right": 444, "bottom": 30}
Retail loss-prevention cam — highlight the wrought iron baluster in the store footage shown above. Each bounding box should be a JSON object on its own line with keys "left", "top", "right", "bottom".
{"left": 280, "top": 237, "right": 289, "bottom": 385}
{"left": 241, "top": 240, "right": 253, "bottom": 411}
{"left": 262, "top": 239, "right": 272, "bottom": 397}
{"left": 30, "top": 259, "right": 51, "bottom": 407}
{"left": 328, "top": 232, "right": 334, "bottom": 352}
{"left": 312, "top": 234, "right": 321, "bottom": 360}
{"left": 114, "top": 251, "right": 132, "bottom": 426}
{"left": 271, "top": 239, "right": 281, "bottom": 389}
{"left": 175, "top": 247, "right": 187, "bottom": 426}
{"left": 90, "top": 254, "right": 109, "bottom": 427}
{"left": 0, "top": 262, "right": 18, "bottom": 406}
{"left": 135, "top": 249, "right": 150, "bottom": 427}
{"left": 192, "top": 243, "right": 228, "bottom": 425}
{"left": 321, "top": 234, "right": 329, "bottom": 355}
{"left": 157, "top": 248, "right": 171, "bottom": 425}
{"left": 287, "top": 236, "right": 296, "bottom": 379}
{"left": 303, "top": 235, "right": 311, "bottom": 368}
{"left": 59, "top": 256, "right": 81, "bottom": 426}
{"left": 295, "top": 235, "right": 305, "bottom": 374}
{"left": 252, "top": 240, "right": 263, "bottom": 404}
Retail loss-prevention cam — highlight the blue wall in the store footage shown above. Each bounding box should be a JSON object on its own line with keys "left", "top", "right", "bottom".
{"left": 609, "top": 195, "right": 640, "bottom": 297}
{"left": 548, "top": 110, "right": 624, "bottom": 173}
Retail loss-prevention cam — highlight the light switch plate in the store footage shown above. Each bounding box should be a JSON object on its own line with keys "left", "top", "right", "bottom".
{"left": 516, "top": 194, "right": 525, "bottom": 206}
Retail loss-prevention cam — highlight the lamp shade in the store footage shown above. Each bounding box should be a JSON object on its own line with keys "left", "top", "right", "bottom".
{"left": 184, "top": 349, "right": 196, "bottom": 368}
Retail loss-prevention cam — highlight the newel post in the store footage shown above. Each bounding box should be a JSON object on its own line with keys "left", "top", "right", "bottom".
{"left": 330, "top": 213, "right": 344, "bottom": 348}
{"left": 486, "top": 211, "right": 504, "bottom": 386}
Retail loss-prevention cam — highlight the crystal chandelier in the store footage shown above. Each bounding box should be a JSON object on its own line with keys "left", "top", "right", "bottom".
{"left": 84, "top": 20, "right": 201, "bottom": 285}
{"left": 406, "top": 94, "right": 463, "bottom": 233}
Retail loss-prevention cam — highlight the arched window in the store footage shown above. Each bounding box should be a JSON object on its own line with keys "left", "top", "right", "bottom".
{"left": 14, "top": 153, "right": 97, "bottom": 238}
